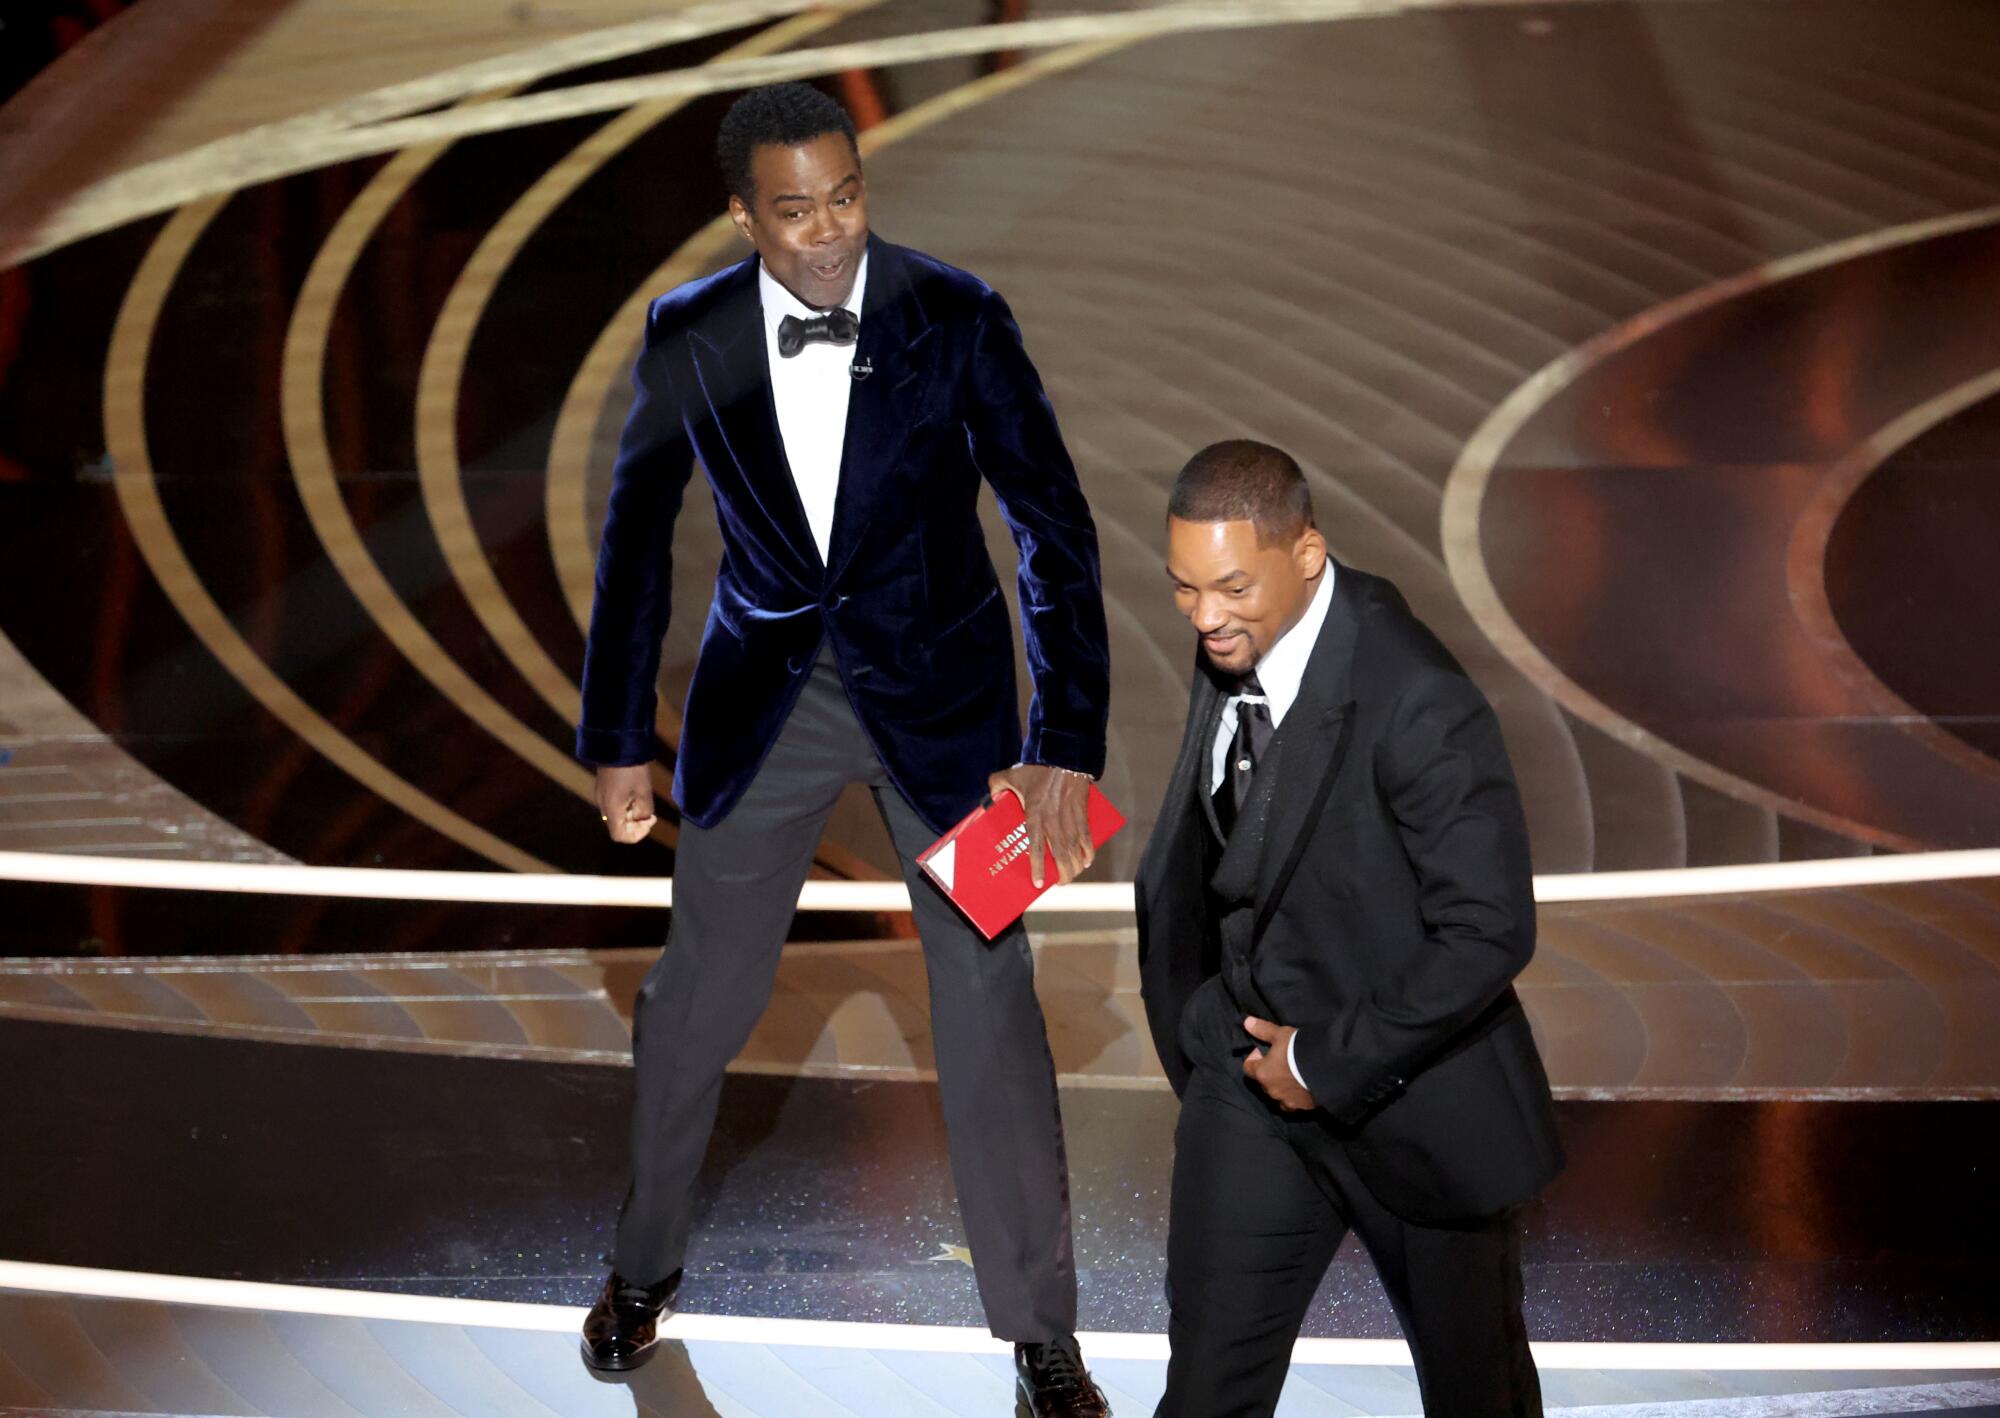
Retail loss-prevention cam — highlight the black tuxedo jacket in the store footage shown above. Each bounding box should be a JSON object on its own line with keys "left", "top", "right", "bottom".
{"left": 575, "top": 235, "right": 1110, "bottom": 832}
{"left": 1135, "top": 562, "right": 1562, "bottom": 1223}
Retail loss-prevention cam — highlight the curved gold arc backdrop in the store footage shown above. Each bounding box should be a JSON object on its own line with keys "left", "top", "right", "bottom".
{"left": 104, "top": 200, "right": 554, "bottom": 873}
{"left": 1440, "top": 207, "right": 2000, "bottom": 852}
{"left": 19, "top": 0, "right": 1489, "bottom": 266}
{"left": 1783, "top": 366, "right": 2000, "bottom": 791}
{"left": 278, "top": 99, "right": 661, "bottom": 852}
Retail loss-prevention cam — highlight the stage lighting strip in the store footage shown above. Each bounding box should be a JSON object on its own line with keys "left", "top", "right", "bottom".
{"left": 0, "top": 1260, "right": 1994, "bottom": 1371}
{"left": 0, "top": 847, "right": 1996, "bottom": 909}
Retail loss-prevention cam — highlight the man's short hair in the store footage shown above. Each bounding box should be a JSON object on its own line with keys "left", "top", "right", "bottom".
{"left": 1169, "top": 440, "right": 1315, "bottom": 544}
{"left": 716, "top": 82, "right": 858, "bottom": 203}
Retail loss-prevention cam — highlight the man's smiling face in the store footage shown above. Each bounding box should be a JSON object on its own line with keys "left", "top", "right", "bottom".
{"left": 1165, "top": 516, "right": 1326, "bottom": 677}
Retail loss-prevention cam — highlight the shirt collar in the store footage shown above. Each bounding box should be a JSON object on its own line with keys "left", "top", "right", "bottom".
{"left": 759, "top": 250, "right": 869, "bottom": 334}
{"left": 1240, "top": 561, "right": 1336, "bottom": 726}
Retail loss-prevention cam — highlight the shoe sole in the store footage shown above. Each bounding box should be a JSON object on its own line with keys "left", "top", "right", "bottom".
{"left": 580, "top": 1337, "right": 657, "bottom": 1373}
{"left": 1015, "top": 1374, "right": 1108, "bottom": 1416}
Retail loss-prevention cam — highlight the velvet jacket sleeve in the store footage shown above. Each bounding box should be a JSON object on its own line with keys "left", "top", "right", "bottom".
{"left": 574, "top": 303, "right": 697, "bottom": 767}
{"left": 1291, "top": 669, "right": 1537, "bottom": 1123}
{"left": 963, "top": 287, "right": 1111, "bottom": 777}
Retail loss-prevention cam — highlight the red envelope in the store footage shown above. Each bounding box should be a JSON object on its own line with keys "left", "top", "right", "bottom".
{"left": 916, "top": 784, "right": 1126, "bottom": 939}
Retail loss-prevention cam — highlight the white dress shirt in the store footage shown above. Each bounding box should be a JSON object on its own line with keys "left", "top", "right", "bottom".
{"left": 759, "top": 252, "right": 868, "bottom": 565}
{"left": 1208, "top": 562, "right": 1336, "bottom": 792}
{"left": 1207, "top": 562, "right": 1336, "bottom": 1091}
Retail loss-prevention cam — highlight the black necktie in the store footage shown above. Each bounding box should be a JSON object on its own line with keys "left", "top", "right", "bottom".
{"left": 777, "top": 307, "right": 859, "bottom": 358}
{"left": 1213, "top": 671, "right": 1272, "bottom": 838}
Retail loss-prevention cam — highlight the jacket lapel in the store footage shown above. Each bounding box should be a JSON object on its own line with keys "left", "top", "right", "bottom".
{"left": 1251, "top": 567, "right": 1361, "bottom": 929}
{"left": 1206, "top": 570, "right": 1359, "bottom": 913}
{"left": 684, "top": 258, "right": 823, "bottom": 571}
{"left": 1197, "top": 707, "right": 1229, "bottom": 846}
{"left": 1174, "top": 659, "right": 1227, "bottom": 838}
{"left": 826, "top": 237, "right": 941, "bottom": 584}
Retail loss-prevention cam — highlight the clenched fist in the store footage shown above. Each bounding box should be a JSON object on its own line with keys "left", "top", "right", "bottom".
{"left": 595, "top": 764, "right": 657, "bottom": 844}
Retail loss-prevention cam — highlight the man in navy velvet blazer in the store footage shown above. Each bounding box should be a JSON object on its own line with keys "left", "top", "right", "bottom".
{"left": 574, "top": 85, "right": 1112, "bottom": 1416}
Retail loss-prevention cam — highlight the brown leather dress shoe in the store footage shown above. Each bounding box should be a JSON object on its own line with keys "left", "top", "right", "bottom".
{"left": 580, "top": 1269, "right": 680, "bottom": 1372}
{"left": 1015, "top": 1335, "right": 1111, "bottom": 1416}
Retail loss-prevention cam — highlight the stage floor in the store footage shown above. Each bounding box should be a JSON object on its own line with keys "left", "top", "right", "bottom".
{"left": 6, "top": 1015, "right": 2000, "bottom": 1339}
{"left": 7, "top": 1283, "right": 2000, "bottom": 1418}
{"left": 3, "top": 1011, "right": 1999, "bottom": 1415}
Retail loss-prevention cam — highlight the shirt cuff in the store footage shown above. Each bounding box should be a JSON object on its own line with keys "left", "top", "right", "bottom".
{"left": 1020, "top": 726, "right": 1106, "bottom": 780}
{"left": 1286, "top": 1030, "right": 1311, "bottom": 1093}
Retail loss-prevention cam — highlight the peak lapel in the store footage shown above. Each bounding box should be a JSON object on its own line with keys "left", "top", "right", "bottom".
{"left": 1252, "top": 569, "right": 1361, "bottom": 930}
{"left": 826, "top": 238, "right": 941, "bottom": 583}
{"left": 1165, "top": 656, "right": 1228, "bottom": 842}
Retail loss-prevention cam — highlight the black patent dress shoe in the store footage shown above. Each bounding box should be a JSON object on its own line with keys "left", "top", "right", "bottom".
{"left": 580, "top": 1269, "right": 680, "bottom": 1372}
{"left": 1015, "top": 1334, "right": 1111, "bottom": 1416}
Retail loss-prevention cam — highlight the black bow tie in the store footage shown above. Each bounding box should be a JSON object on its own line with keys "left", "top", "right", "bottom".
{"left": 777, "top": 307, "right": 859, "bottom": 358}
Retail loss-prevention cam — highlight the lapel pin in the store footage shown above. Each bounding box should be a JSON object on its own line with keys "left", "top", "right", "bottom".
{"left": 849, "top": 357, "right": 874, "bottom": 382}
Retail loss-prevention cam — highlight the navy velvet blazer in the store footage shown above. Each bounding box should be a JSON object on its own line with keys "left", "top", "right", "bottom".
{"left": 575, "top": 235, "right": 1110, "bottom": 833}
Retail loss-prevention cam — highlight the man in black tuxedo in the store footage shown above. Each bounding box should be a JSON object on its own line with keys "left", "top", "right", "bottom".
{"left": 574, "top": 85, "right": 1112, "bottom": 1416}
{"left": 1136, "top": 440, "right": 1562, "bottom": 1416}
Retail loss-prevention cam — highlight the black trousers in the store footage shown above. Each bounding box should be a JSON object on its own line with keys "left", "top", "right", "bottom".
{"left": 1157, "top": 984, "right": 1541, "bottom": 1417}
{"left": 613, "top": 654, "right": 1078, "bottom": 1342}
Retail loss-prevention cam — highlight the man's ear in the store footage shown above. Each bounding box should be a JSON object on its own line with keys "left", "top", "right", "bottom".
{"left": 727, "top": 194, "right": 754, "bottom": 244}
{"left": 1296, "top": 526, "right": 1328, "bottom": 581}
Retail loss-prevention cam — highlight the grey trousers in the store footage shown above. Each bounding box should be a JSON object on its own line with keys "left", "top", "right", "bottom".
{"left": 613, "top": 654, "right": 1078, "bottom": 1342}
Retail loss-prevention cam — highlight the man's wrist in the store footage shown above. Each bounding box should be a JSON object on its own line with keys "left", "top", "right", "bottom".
{"left": 1013, "top": 760, "right": 1094, "bottom": 780}
{"left": 1016, "top": 756, "right": 1096, "bottom": 780}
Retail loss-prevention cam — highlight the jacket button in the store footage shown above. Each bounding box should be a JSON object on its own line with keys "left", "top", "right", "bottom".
{"left": 821, "top": 592, "right": 844, "bottom": 612}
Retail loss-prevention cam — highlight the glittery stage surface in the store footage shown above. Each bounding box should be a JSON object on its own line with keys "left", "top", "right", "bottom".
{"left": 2, "top": 1017, "right": 1996, "bottom": 1344}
